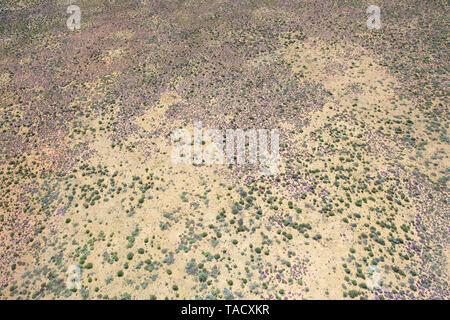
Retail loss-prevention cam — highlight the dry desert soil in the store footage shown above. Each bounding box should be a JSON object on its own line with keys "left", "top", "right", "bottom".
{"left": 0, "top": 0, "right": 448, "bottom": 300}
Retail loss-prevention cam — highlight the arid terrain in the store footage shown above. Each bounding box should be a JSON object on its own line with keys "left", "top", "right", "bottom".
{"left": 0, "top": 0, "right": 448, "bottom": 300}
